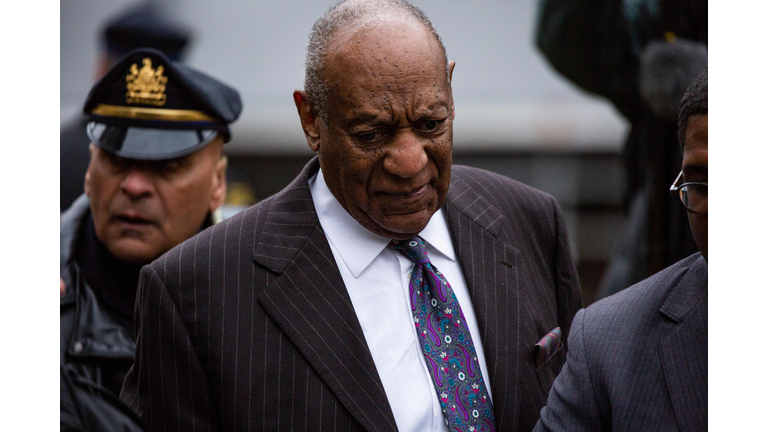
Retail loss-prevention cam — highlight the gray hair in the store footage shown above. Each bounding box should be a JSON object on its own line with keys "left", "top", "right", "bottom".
{"left": 303, "top": 0, "right": 449, "bottom": 124}
{"left": 677, "top": 67, "right": 708, "bottom": 153}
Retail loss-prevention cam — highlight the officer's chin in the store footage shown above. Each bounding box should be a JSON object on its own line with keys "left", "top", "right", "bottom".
{"left": 106, "top": 237, "right": 165, "bottom": 266}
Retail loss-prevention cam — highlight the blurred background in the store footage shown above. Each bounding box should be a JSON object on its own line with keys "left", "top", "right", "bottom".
{"left": 62, "top": 0, "right": 687, "bottom": 306}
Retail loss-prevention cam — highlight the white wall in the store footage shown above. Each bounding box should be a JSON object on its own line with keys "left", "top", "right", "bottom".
{"left": 61, "top": 0, "right": 628, "bottom": 155}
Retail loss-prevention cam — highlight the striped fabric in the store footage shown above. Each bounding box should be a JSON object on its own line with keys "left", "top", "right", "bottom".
{"left": 120, "top": 158, "right": 582, "bottom": 432}
{"left": 534, "top": 253, "right": 708, "bottom": 432}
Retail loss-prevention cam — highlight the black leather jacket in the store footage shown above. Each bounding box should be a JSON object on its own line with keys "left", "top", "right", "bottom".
{"left": 60, "top": 196, "right": 145, "bottom": 432}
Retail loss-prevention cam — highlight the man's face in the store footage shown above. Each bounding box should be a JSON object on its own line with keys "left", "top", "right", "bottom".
{"left": 298, "top": 20, "right": 455, "bottom": 240}
{"left": 85, "top": 138, "right": 226, "bottom": 264}
{"left": 683, "top": 113, "right": 708, "bottom": 261}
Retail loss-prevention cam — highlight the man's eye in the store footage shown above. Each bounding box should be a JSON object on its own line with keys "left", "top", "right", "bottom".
{"left": 105, "top": 153, "right": 129, "bottom": 170}
{"left": 423, "top": 120, "right": 443, "bottom": 131}
{"left": 357, "top": 131, "right": 380, "bottom": 142}
{"left": 162, "top": 160, "right": 183, "bottom": 171}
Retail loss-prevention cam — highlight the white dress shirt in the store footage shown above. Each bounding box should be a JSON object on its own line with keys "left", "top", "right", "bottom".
{"left": 309, "top": 169, "right": 493, "bottom": 432}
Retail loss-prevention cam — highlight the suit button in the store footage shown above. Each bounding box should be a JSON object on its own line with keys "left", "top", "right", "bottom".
{"left": 73, "top": 341, "right": 83, "bottom": 353}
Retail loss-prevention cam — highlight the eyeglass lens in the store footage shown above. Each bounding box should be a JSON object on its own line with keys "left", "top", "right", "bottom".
{"left": 679, "top": 184, "right": 707, "bottom": 214}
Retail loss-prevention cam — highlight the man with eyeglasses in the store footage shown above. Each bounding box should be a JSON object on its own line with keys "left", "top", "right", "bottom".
{"left": 534, "top": 69, "right": 707, "bottom": 431}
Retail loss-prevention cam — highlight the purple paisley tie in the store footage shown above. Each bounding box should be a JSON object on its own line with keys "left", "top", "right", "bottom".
{"left": 391, "top": 236, "right": 496, "bottom": 432}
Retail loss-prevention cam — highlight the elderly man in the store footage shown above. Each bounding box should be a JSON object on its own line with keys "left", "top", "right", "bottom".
{"left": 60, "top": 48, "right": 240, "bottom": 431}
{"left": 534, "top": 69, "right": 707, "bottom": 431}
{"left": 121, "top": 1, "right": 581, "bottom": 431}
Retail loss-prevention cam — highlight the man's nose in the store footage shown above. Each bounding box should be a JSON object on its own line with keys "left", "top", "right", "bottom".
{"left": 120, "top": 167, "right": 155, "bottom": 199}
{"left": 383, "top": 132, "right": 428, "bottom": 178}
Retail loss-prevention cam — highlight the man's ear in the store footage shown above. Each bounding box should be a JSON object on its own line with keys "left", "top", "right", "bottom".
{"left": 208, "top": 154, "right": 227, "bottom": 212}
{"left": 293, "top": 90, "right": 322, "bottom": 152}
{"left": 448, "top": 60, "right": 456, "bottom": 118}
{"left": 84, "top": 144, "right": 97, "bottom": 197}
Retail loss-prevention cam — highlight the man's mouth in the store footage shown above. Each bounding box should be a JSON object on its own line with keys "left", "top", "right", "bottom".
{"left": 113, "top": 213, "right": 155, "bottom": 229}
{"left": 372, "top": 184, "right": 435, "bottom": 216}
{"left": 384, "top": 184, "right": 428, "bottom": 199}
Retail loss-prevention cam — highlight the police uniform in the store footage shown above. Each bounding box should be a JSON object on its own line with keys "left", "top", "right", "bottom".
{"left": 60, "top": 48, "right": 241, "bottom": 432}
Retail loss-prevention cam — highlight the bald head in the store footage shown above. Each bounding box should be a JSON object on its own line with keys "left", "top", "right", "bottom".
{"left": 303, "top": 0, "right": 449, "bottom": 123}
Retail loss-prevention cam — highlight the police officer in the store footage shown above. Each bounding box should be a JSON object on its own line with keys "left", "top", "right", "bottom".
{"left": 60, "top": 48, "right": 241, "bottom": 431}
{"left": 61, "top": 3, "right": 192, "bottom": 211}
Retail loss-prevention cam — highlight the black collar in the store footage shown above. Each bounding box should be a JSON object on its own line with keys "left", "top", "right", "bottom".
{"left": 74, "top": 215, "right": 143, "bottom": 335}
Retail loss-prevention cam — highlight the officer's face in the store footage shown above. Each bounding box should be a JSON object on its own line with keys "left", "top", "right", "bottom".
{"left": 295, "top": 20, "right": 455, "bottom": 240}
{"left": 683, "top": 114, "right": 708, "bottom": 261}
{"left": 85, "top": 138, "right": 226, "bottom": 264}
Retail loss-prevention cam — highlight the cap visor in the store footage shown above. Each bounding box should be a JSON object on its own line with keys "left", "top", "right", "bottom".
{"left": 87, "top": 122, "right": 218, "bottom": 160}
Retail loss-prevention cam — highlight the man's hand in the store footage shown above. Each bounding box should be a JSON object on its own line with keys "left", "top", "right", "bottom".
{"left": 61, "top": 278, "right": 66, "bottom": 297}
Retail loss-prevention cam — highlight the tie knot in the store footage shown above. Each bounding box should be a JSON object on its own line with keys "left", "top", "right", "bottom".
{"left": 391, "top": 236, "right": 431, "bottom": 265}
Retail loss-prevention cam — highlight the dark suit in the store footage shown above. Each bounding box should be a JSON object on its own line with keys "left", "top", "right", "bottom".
{"left": 534, "top": 253, "right": 707, "bottom": 432}
{"left": 120, "top": 158, "right": 581, "bottom": 431}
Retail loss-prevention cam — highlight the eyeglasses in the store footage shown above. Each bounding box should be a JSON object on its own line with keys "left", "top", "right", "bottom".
{"left": 669, "top": 171, "right": 707, "bottom": 215}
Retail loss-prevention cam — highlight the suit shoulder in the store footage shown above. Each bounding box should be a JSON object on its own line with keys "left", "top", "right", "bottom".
{"left": 149, "top": 199, "right": 272, "bottom": 278}
{"left": 581, "top": 254, "right": 700, "bottom": 335}
{"left": 451, "top": 165, "right": 559, "bottom": 217}
{"left": 452, "top": 165, "right": 556, "bottom": 202}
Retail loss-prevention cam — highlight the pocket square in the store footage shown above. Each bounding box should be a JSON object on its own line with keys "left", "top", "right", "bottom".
{"left": 534, "top": 327, "right": 562, "bottom": 368}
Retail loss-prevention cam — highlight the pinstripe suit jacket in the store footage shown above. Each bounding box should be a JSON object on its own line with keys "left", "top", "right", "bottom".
{"left": 120, "top": 158, "right": 581, "bottom": 432}
{"left": 534, "top": 253, "right": 707, "bottom": 432}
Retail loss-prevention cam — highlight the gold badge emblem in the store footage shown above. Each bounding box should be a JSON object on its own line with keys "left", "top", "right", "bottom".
{"left": 125, "top": 58, "right": 168, "bottom": 106}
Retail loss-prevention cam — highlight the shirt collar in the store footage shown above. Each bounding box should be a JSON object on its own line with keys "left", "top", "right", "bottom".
{"left": 310, "top": 168, "right": 456, "bottom": 278}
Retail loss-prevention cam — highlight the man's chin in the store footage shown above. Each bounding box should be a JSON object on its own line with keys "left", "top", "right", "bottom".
{"left": 368, "top": 209, "right": 434, "bottom": 240}
{"left": 106, "top": 238, "right": 164, "bottom": 265}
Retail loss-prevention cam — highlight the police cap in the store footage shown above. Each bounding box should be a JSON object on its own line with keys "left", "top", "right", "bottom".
{"left": 83, "top": 48, "right": 242, "bottom": 160}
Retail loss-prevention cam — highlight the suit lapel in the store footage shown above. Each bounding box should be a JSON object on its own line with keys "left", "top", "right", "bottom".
{"left": 659, "top": 256, "right": 708, "bottom": 432}
{"left": 443, "top": 173, "right": 522, "bottom": 427}
{"left": 253, "top": 158, "right": 397, "bottom": 432}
